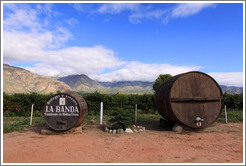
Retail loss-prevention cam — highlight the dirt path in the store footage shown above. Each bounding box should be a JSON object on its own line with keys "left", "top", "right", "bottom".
{"left": 3, "top": 122, "right": 243, "bottom": 163}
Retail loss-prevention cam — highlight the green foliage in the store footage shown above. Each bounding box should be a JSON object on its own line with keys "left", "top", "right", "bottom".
{"left": 218, "top": 109, "right": 243, "bottom": 122}
{"left": 3, "top": 91, "right": 243, "bottom": 118}
{"left": 223, "top": 92, "right": 243, "bottom": 109}
{"left": 3, "top": 116, "right": 45, "bottom": 133}
{"left": 108, "top": 108, "right": 134, "bottom": 130}
{"left": 153, "top": 74, "right": 172, "bottom": 93}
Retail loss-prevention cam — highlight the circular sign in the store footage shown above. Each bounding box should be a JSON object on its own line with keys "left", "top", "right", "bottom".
{"left": 43, "top": 93, "right": 81, "bottom": 131}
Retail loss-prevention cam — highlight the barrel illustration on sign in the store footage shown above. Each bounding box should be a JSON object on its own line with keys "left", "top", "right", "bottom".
{"left": 43, "top": 91, "right": 87, "bottom": 131}
{"left": 155, "top": 71, "right": 223, "bottom": 129}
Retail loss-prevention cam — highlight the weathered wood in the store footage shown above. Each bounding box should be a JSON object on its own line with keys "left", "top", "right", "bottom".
{"left": 43, "top": 91, "right": 87, "bottom": 131}
{"left": 155, "top": 71, "right": 223, "bottom": 129}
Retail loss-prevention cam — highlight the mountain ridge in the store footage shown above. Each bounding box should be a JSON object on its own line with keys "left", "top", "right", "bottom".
{"left": 3, "top": 64, "right": 243, "bottom": 94}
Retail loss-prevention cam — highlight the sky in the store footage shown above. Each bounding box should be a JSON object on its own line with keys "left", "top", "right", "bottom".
{"left": 2, "top": 2, "right": 244, "bottom": 87}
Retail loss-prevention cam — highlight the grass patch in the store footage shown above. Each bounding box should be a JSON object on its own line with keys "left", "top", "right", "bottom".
{"left": 3, "top": 116, "right": 45, "bottom": 133}
{"left": 218, "top": 109, "right": 243, "bottom": 123}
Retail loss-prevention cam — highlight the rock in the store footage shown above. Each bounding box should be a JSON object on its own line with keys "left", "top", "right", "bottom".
{"left": 113, "top": 129, "right": 116, "bottom": 134}
{"left": 40, "top": 129, "right": 54, "bottom": 135}
{"left": 132, "top": 125, "right": 136, "bottom": 128}
{"left": 139, "top": 129, "right": 143, "bottom": 132}
{"left": 105, "top": 127, "right": 109, "bottom": 132}
{"left": 133, "top": 129, "right": 138, "bottom": 133}
{"left": 125, "top": 128, "right": 133, "bottom": 133}
{"left": 137, "top": 126, "right": 140, "bottom": 129}
{"left": 172, "top": 123, "right": 183, "bottom": 133}
{"left": 117, "top": 128, "right": 123, "bottom": 133}
{"left": 71, "top": 127, "right": 82, "bottom": 134}
{"left": 109, "top": 129, "right": 112, "bottom": 133}
{"left": 142, "top": 127, "right": 145, "bottom": 131}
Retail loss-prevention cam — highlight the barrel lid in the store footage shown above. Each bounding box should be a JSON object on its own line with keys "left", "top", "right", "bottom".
{"left": 43, "top": 93, "right": 81, "bottom": 131}
{"left": 170, "top": 71, "right": 223, "bottom": 128}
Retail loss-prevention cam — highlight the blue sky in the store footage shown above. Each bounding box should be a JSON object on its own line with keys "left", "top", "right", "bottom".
{"left": 2, "top": 2, "right": 244, "bottom": 86}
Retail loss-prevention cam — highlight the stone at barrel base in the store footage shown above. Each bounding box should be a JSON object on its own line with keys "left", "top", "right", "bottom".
{"left": 172, "top": 123, "right": 183, "bottom": 133}
{"left": 133, "top": 129, "right": 138, "bottom": 133}
{"left": 109, "top": 129, "right": 112, "bottom": 133}
{"left": 113, "top": 129, "right": 117, "bottom": 134}
{"left": 125, "top": 128, "right": 133, "bottom": 133}
{"left": 105, "top": 127, "right": 109, "bottom": 132}
{"left": 139, "top": 129, "right": 143, "bottom": 132}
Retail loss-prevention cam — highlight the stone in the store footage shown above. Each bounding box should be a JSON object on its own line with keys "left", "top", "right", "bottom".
{"left": 40, "top": 129, "right": 54, "bottom": 135}
{"left": 137, "top": 126, "right": 140, "bottom": 129}
{"left": 71, "top": 127, "right": 82, "bottom": 134}
{"left": 132, "top": 125, "right": 136, "bottom": 128}
{"left": 133, "top": 129, "right": 138, "bottom": 133}
{"left": 105, "top": 127, "right": 109, "bottom": 132}
{"left": 139, "top": 129, "right": 143, "bottom": 132}
{"left": 172, "top": 123, "right": 183, "bottom": 133}
{"left": 142, "top": 127, "right": 145, "bottom": 131}
{"left": 125, "top": 128, "right": 133, "bottom": 133}
{"left": 113, "top": 129, "right": 117, "bottom": 134}
{"left": 109, "top": 129, "right": 112, "bottom": 133}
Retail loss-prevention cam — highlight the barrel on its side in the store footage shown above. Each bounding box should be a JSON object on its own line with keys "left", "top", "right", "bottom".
{"left": 43, "top": 91, "right": 87, "bottom": 131}
{"left": 155, "top": 71, "right": 223, "bottom": 128}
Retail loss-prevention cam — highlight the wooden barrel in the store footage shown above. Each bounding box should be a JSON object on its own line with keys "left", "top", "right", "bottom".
{"left": 43, "top": 91, "right": 87, "bottom": 131}
{"left": 155, "top": 71, "right": 223, "bottom": 128}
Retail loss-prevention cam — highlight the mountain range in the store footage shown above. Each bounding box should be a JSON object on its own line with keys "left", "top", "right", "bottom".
{"left": 3, "top": 64, "right": 243, "bottom": 94}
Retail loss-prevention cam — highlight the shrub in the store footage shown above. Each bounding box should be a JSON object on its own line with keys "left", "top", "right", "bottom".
{"left": 108, "top": 108, "right": 134, "bottom": 130}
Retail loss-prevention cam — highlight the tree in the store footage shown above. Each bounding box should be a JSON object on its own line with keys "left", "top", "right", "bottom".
{"left": 153, "top": 74, "right": 172, "bottom": 93}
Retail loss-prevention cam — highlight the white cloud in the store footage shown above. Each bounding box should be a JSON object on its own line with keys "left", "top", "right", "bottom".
{"left": 65, "top": 18, "right": 79, "bottom": 27}
{"left": 208, "top": 72, "right": 243, "bottom": 87}
{"left": 25, "top": 46, "right": 125, "bottom": 77}
{"left": 171, "top": 3, "right": 216, "bottom": 18}
{"left": 98, "top": 3, "right": 140, "bottom": 14}
{"left": 3, "top": 31, "right": 52, "bottom": 62}
{"left": 90, "top": 61, "right": 201, "bottom": 82}
{"left": 129, "top": 9, "right": 167, "bottom": 24}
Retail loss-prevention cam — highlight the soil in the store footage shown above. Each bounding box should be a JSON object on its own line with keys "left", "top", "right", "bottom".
{"left": 3, "top": 122, "right": 244, "bottom": 163}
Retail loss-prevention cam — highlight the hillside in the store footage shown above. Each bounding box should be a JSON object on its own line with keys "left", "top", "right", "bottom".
{"left": 3, "top": 64, "right": 72, "bottom": 94}
{"left": 3, "top": 64, "right": 243, "bottom": 94}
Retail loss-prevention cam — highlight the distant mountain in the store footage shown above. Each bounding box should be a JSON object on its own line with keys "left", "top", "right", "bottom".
{"left": 58, "top": 74, "right": 105, "bottom": 93}
{"left": 220, "top": 85, "right": 243, "bottom": 94}
{"left": 99, "top": 81, "right": 154, "bottom": 88}
{"left": 3, "top": 64, "right": 72, "bottom": 94}
{"left": 3, "top": 64, "right": 243, "bottom": 94}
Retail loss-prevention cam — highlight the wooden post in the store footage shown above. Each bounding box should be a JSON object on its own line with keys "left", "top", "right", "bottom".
{"left": 135, "top": 104, "right": 137, "bottom": 124}
{"left": 30, "top": 104, "right": 34, "bottom": 125}
{"left": 100, "top": 102, "right": 103, "bottom": 125}
{"left": 225, "top": 105, "right": 227, "bottom": 123}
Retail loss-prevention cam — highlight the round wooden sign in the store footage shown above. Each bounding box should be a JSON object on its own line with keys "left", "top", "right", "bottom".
{"left": 43, "top": 92, "right": 87, "bottom": 131}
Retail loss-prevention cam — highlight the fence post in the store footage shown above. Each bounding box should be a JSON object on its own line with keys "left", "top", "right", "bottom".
{"left": 100, "top": 102, "right": 103, "bottom": 125}
{"left": 135, "top": 104, "right": 137, "bottom": 124}
{"left": 30, "top": 104, "right": 34, "bottom": 125}
{"left": 225, "top": 105, "right": 227, "bottom": 123}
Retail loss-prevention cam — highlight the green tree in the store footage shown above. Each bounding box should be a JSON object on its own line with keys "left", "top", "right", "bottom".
{"left": 153, "top": 74, "right": 172, "bottom": 93}
{"left": 108, "top": 108, "right": 134, "bottom": 130}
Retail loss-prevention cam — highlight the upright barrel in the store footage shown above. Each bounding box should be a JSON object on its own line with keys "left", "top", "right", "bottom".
{"left": 155, "top": 71, "right": 223, "bottom": 128}
{"left": 43, "top": 91, "right": 87, "bottom": 131}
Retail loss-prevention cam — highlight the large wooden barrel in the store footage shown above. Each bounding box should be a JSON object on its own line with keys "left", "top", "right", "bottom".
{"left": 155, "top": 71, "right": 223, "bottom": 128}
{"left": 43, "top": 91, "right": 87, "bottom": 131}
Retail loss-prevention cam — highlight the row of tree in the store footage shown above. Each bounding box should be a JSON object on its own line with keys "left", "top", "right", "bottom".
{"left": 3, "top": 91, "right": 243, "bottom": 117}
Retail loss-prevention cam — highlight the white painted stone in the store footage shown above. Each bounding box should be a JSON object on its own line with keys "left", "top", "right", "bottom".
{"left": 125, "top": 128, "right": 133, "bottom": 133}
{"left": 113, "top": 129, "right": 116, "bottom": 134}
{"left": 172, "top": 123, "right": 183, "bottom": 133}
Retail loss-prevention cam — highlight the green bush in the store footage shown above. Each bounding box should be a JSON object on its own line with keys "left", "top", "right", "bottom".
{"left": 108, "top": 108, "right": 134, "bottom": 130}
